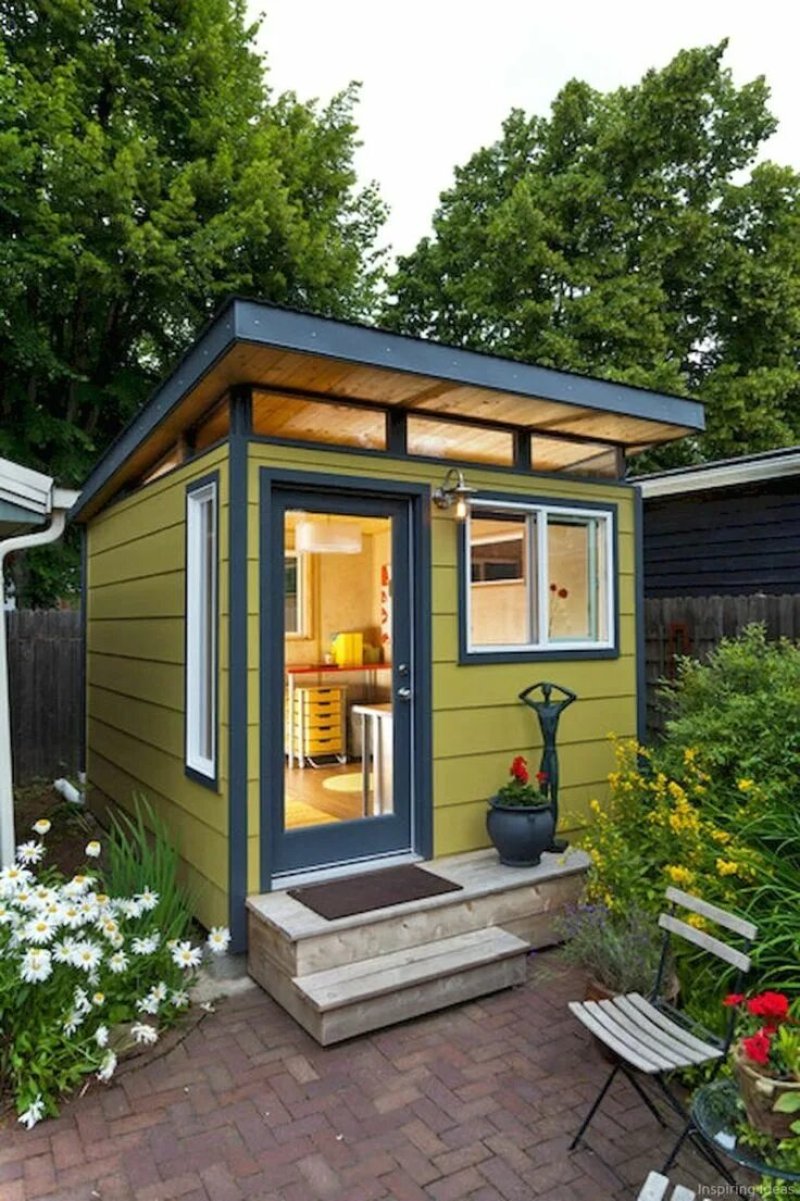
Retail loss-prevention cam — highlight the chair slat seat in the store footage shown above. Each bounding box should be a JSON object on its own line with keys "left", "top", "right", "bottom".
{"left": 569, "top": 999, "right": 676, "bottom": 1071}
{"left": 615, "top": 994, "right": 723, "bottom": 1062}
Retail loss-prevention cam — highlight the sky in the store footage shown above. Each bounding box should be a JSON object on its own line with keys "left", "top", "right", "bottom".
{"left": 249, "top": 0, "right": 800, "bottom": 260}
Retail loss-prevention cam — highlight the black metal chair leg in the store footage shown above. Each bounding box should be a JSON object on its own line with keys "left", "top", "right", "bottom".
{"left": 569, "top": 1063, "right": 619, "bottom": 1151}
{"left": 662, "top": 1119, "right": 693, "bottom": 1172}
{"left": 621, "top": 1067, "right": 667, "bottom": 1127}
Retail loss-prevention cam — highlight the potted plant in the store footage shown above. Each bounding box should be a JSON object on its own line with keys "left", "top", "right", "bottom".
{"left": 725, "top": 991, "right": 800, "bottom": 1139}
{"left": 557, "top": 902, "right": 671, "bottom": 1000}
{"left": 486, "top": 755, "right": 554, "bottom": 866}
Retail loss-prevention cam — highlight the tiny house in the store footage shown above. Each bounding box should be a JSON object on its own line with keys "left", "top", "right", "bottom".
{"left": 72, "top": 300, "right": 704, "bottom": 952}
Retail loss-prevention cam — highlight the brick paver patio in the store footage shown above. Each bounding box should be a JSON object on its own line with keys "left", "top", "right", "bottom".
{"left": 0, "top": 955, "right": 720, "bottom": 1201}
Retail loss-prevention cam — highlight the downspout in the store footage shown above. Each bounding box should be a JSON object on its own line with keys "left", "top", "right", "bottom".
{"left": 0, "top": 509, "right": 69, "bottom": 865}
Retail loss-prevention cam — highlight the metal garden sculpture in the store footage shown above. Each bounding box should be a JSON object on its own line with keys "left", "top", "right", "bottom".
{"left": 518, "top": 681, "right": 577, "bottom": 852}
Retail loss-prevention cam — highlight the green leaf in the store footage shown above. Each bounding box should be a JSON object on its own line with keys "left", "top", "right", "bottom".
{"left": 773, "top": 1093, "right": 800, "bottom": 1114}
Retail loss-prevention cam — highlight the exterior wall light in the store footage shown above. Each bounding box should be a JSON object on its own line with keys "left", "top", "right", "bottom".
{"left": 432, "top": 468, "right": 478, "bottom": 521}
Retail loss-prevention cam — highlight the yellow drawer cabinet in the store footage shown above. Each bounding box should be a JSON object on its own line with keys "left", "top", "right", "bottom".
{"left": 285, "top": 684, "right": 347, "bottom": 767}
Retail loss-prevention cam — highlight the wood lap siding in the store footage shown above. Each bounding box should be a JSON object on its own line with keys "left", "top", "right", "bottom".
{"left": 247, "top": 442, "right": 638, "bottom": 860}
{"left": 85, "top": 447, "right": 230, "bottom": 928}
{"left": 644, "top": 479, "right": 800, "bottom": 598}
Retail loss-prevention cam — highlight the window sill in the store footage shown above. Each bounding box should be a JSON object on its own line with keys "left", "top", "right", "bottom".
{"left": 458, "top": 646, "right": 619, "bottom": 665}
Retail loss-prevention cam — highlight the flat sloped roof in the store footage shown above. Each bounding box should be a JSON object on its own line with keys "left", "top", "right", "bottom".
{"left": 73, "top": 298, "right": 706, "bottom": 521}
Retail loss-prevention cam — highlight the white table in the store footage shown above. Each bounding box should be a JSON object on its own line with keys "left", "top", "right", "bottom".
{"left": 350, "top": 702, "right": 393, "bottom": 816}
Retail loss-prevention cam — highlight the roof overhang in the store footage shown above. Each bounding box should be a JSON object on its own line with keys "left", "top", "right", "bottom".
{"left": 0, "top": 458, "right": 81, "bottom": 538}
{"left": 636, "top": 447, "right": 800, "bottom": 500}
{"left": 72, "top": 298, "right": 706, "bottom": 522}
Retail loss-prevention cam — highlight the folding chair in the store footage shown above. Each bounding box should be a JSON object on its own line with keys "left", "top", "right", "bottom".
{"left": 568, "top": 887, "right": 757, "bottom": 1182}
{"left": 638, "top": 1171, "right": 696, "bottom": 1201}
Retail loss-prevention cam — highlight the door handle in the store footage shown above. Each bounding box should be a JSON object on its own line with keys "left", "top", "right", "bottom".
{"left": 396, "top": 686, "right": 412, "bottom": 701}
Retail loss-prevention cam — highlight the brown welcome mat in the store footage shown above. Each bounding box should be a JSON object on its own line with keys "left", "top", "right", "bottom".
{"left": 288, "top": 864, "right": 462, "bottom": 921}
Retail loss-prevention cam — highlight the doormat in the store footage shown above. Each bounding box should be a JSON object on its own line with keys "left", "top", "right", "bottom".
{"left": 287, "top": 864, "right": 462, "bottom": 921}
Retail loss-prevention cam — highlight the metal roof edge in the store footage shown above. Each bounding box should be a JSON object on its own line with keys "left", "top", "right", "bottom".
{"left": 233, "top": 300, "right": 706, "bottom": 430}
{"left": 635, "top": 448, "right": 800, "bottom": 499}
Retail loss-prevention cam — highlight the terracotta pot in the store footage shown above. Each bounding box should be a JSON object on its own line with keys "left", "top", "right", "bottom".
{"left": 732, "top": 1041, "right": 800, "bottom": 1139}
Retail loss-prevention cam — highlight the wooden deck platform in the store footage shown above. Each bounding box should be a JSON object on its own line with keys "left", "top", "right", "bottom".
{"left": 246, "top": 848, "right": 589, "bottom": 1044}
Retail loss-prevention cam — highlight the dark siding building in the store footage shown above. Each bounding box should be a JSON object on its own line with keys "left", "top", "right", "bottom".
{"left": 637, "top": 448, "right": 800, "bottom": 599}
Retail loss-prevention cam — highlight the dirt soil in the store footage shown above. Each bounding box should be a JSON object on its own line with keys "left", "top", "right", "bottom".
{"left": 13, "top": 780, "right": 109, "bottom": 878}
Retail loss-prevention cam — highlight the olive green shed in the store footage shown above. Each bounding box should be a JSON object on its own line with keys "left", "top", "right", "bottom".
{"left": 73, "top": 300, "right": 704, "bottom": 950}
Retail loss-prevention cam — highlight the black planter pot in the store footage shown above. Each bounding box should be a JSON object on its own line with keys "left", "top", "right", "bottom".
{"left": 486, "top": 798, "right": 555, "bottom": 867}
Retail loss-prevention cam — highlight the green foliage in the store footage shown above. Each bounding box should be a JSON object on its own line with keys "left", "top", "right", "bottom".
{"left": 581, "top": 626, "right": 800, "bottom": 1017}
{"left": 385, "top": 43, "right": 800, "bottom": 469}
{"left": 0, "top": 0, "right": 385, "bottom": 603}
{"left": 556, "top": 903, "right": 666, "bottom": 995}
{"left": 105, "top": 795, "right": 193, "bottom": 944}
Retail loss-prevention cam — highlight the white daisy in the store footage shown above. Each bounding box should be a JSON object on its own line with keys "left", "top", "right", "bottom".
{"left": 95, "top": 1025, "right": 109, "bottom": 1048}
{"left": 62, "top": 874, "right": 94, "bottom": 898}
{"left": 53, "top": 939, "right": 76, "bottom": 964}
{"left": 17, "top": 1094, "right": 45, "bottom": 1130}
{"left": 74, "top": 986, "right": 92, "bottom": 1014}
{"left": 131, "top": 1022, "right": 158, "bottom": 1046}
{"left": 151, "top": 981, "right": 168, "bottom": 1003}
{"left": 63, "top": 1010, "right": 84, "bottom": 1036}
{"left": 135, "top": 887, "right": 159, "bottom": 912}
{"left": 24, "top": 916, "right": 55, "bottom": 945}
{"left": 207, "top": 926, "right": 231, "bottom": 954}
{"left": 131, "top": 933, "right": 160, "bottom": 955}
{"left": 32, "top": 818, "right": 51, "bottom": 836}
{"left": 97, "top": 1050, "right": 117, "bottom": 1082}
{"left": 16, "top": 841, "right": 44, "bottom": 866}
{"left": 115, "top": 898, "right": 143, "bottom": 920}
{"left": 108, "top": 931, "right": 125, "bottom": 949}
{"left": 0, "top": 864, "right": 33, "bottom": 896}
{"left": 85, "top": 840, "right": 101, "bottom": 858}
{"left": 20, "top": 948, "right": 52, "bottom": 983}
{"left": 60, "top": 903, "right": 84, "bottom": 930}
{"left": 71, "top": 941, "right": 103, "bottom": 972}
{"left": 92, "top": 991, "right": 105, "bottom": 1007}
{"left": 98, "top": 918, "right": 120, "bottom": 941}
{"left": 171, "top": 941, "right": 202, "bottom": 970}
{"left": 15, "top": 890, "right": 40, "bottom": 911}
{"left": 0, "top": 901, "right": 15, "bottom": 926}
{"left": 32, "top": 885, "right": 56, "bottom": 906}
{"left": 136, "top": 993, "right": 160, "bottom": 1015}
{"left": 108, "top": 950, "right": 129, "bottom": 974}
{"left": 171, "top": 989, "right": 189, "bottom": 1008}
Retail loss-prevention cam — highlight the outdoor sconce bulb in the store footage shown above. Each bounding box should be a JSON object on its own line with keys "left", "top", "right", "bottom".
{"left": 432, "top": 468, "right": 477, "bottom": 520}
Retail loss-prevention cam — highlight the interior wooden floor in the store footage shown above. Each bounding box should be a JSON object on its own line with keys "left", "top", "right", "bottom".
{"left": 284, "top": 762, "right": 365, "bottom": 826}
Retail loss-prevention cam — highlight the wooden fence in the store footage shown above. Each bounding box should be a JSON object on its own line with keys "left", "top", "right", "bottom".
{"left": 644, "top": 593, "right": 800, "bottom": 741}
{"left": 6, "top": 609, "right": 83, "bottom": 782}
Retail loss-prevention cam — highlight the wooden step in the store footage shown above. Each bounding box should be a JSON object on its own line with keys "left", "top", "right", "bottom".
{"left": 266, "top": 927, "right": 529, "bottom": 1045}
{"left": 247, "top": 848, "right": 588, "bottom": 977}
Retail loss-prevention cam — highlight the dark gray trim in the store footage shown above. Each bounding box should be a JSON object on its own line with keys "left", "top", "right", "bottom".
{"left": 248, "top": 433, "right": 630, "bottom": 489}
{"left": 233, "top": 302, "right": 705, "bottom": 429}
{"left": 227, "top": 389, "right": 251, "bottom": 951}
{"left": 457, "top": 490, "right": 621, "bottom": 666}
{"left": 258, "top": 466, "right": 433, "bottom": 887}
{"left": 79, "top": 526, "right": 87, "bottom": 776}
{"left": 183, "top": 470, "right": 221, "bottom": 794}
{"left": 72, "top": 299, "right": 704, "bottom": 522}
{"left": 634, "top": 487, "right": 646, "bottom": 745}
{"left": 387, "top": 408, "right": 407, "bottom": 456}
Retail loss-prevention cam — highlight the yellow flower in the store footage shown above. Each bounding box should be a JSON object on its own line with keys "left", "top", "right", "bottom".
{"left": 687, "top": 913, "right": 708, "bottom": 931}
{"left": 665, "top": 865, "right": 694, "bottom": 888}
{"left": 737, "top": 779, "right": 755, "bottom": 793}
{"left": 711, "top": 829, "right": 732, "bottom": 845}
{"left": 683, "top": 747, "right": 698, "bottom": 763}
{"left": 716, "top": 859, "right": 739, "bottom": 877}
{"left": 589, "top": 798, "right": 602, "bottom": 815}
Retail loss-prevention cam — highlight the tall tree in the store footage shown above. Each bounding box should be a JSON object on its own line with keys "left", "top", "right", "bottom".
{"left": 385, "top": 43, "right": 800, "bottom": 467}
{"left": 0, "top": 0, "right": 384, "bottom": 602}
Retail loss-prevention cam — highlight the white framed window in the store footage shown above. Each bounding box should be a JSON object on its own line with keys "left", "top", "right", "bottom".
{"left": 185, "top": 478, "right": 217, "bottom": 780}
{"left": 464, "top": 498, "right": 615, "bottom": 658}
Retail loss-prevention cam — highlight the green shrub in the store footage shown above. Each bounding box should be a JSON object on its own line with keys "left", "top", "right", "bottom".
{"left": 104, "top": 794, "right": 193, "bottom": 943}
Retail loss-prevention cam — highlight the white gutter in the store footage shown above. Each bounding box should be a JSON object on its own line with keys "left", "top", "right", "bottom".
{"left": 636, "top": 451, "right": 800, "bottom": 499}
{"left": 0, "top": 487, "right": 80, "bottom": 865}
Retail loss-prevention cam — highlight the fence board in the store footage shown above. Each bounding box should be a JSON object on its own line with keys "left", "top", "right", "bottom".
{"left": 6, "top": 609, "right": 83, "bottom": 782}
{"left": 645, "top": 594, "right": 800, "bottom": 742}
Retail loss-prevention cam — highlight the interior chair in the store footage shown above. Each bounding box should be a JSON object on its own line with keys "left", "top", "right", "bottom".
{"left": 637, "top": 1171, "right": 696, "bottom": 1201}
{"left": 568, "top": 887, "right": 757, "bottom": 1182}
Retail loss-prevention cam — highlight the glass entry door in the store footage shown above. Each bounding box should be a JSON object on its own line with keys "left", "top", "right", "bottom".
{"left": 264, "top": 485, "right": 416, "bottom": 879}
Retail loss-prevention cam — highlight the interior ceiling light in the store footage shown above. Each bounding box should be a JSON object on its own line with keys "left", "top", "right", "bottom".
{"left": 295, "top": 517, "right": 363, "bottom": 555}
